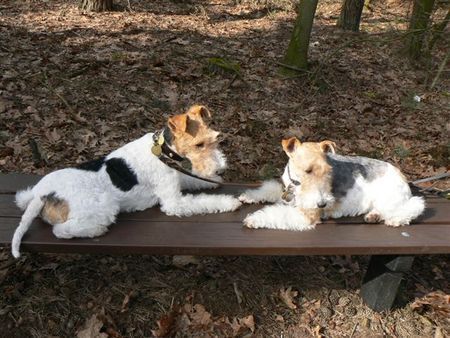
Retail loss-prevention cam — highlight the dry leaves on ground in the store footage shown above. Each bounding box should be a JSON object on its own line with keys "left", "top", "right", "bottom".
{"left": 152, "top": 303, "right": 255, "bottom": 337}
{"left": 76, "top": 314, "right": 108, "bottom": 338}
{"left": 411, "top": 290, "right": 450, "bottom": 320}
{"left": 279, "top": 286, "right": 298, "bottom": 310}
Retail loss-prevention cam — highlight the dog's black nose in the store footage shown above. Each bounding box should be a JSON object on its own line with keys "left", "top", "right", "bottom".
{"left": 317, "top": 202, "right": 327, "bottom": 208}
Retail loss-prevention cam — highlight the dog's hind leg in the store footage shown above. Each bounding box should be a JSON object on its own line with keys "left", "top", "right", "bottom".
{"left": 52, "top": 219, "right": 110, "bottom": 239}
{"left": 380, "top": 196, "right": 425, "bottom": 227}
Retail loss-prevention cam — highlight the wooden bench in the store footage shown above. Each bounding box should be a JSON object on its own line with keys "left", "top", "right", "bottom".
{"left": 1, "top": 173, "right": 449, "bottom": 312}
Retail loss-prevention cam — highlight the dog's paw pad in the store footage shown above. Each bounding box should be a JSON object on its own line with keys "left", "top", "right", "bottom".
{"left": 364, "top": 212, "right": 382, "bottom": 223}
{"left": 385, "top": 221, "right": 407, "bottom": 227}
{"left": 243, "top": 213, "right": 261, "bottom": 228}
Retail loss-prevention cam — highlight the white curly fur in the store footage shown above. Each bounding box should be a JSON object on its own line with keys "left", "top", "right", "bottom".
{"left": 11, "top": 133, "right": 241, "bottom": 258}
{"left": 240, "top": 158, "right": 425, "bottom": 231}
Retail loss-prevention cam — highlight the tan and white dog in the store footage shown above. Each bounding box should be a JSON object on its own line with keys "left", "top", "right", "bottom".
{"left": 12, "top": 105, "right": 241, "bottom": 258}
{"left": 240, "top": 138, "right": 425, "bottom": 230}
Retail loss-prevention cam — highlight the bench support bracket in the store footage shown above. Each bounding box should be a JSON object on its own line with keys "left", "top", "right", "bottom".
{"left": 361, "top": 255, "right": 414, "bottom": 312}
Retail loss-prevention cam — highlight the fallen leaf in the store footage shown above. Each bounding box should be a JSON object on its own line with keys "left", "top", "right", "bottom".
{"left": 152, "top": 309, "right": 177, "bottom": 337}
{"left": 279, "top": 287, "right": 298, "bottom": 310}
{"left": 411, "top": 291, "right": 450, "bottom": 319}
{"left": 189, "top": 304, "right": 212, "bottom": 326}
{"left": 172, "top": 255, "right": 200, "bottom": 267}
{"left": 239, "top": 315, "right": 255, "bottom": 332}
{"left": 76, "top": 314, "right": 108, "bottom": 338}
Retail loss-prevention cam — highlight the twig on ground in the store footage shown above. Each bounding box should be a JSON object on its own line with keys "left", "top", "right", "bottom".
{"left": 28, "top": 139, "right": 48, "bottom": 165}
{"left": 349, "top": 323, "right": 358, "bottom": 338}
{"left": 233, "top": 282, "right": 243, "bottom": 306}
{"left": 40, "top": 72, "right": 86, "bottom": 124}
{"left": 412, "top": 173, "right": 450, "bottom": 185}
{"left": 429, "top": 50, "right": 449, "bottom": 90}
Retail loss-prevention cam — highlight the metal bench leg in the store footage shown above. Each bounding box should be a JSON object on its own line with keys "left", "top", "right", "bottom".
{"left": 360, "top": 255, "right": 414, "bottom": 312}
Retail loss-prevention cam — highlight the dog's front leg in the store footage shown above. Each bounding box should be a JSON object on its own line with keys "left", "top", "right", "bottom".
{"left": 239, "top": 180, "right": 283, "bottom": 204}
{"left": 157, "top": 175, "right": 241, "bottom": 217}
{"left": 243, "top": 204, "right": 315, "bottom": 231}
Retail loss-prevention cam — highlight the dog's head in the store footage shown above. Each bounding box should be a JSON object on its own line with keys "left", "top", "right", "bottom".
{"left": 167, "top": 105, "right": 227, "bottom": 180}
{"left": 282, "top": 137, "right": 336, "bottom": 209}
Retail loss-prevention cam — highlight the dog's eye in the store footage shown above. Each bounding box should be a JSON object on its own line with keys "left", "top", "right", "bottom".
{"left": 305, "top": 168, "right": 313, "bottom": 174}
{"left": 195, "top": 142, "right": 205, "bottom": 148}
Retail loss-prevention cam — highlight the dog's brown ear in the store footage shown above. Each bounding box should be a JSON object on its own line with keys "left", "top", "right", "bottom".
{"left": 282, "top": 137, "right": 300, "bottom": 155}
{"left": 187, "top": 105, "right": 211, "bottom": 124}
{"left": 319, "top": 140, "right": 336, "bottom": 154}
{"left": 168, "top": 114, "right": 188, "bottom": 134}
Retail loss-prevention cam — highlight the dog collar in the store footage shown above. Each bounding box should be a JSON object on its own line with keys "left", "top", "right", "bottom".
{"left": 287, "top": 164, "right": 301, "bottom": 186}
{"left": 152, "top": 128, "right": 186, "bottom": 164}
{"left": 151, "top": 128, "right": 231, "bottom": 186}
{"left": 281, "top": 164, "right": 301, "bottom": 203}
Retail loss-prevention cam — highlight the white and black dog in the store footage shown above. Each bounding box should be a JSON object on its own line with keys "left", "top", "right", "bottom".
{"left": 12, "top": 105, "right": 241, "bottom": 258}
{"left": 239, "top": 138, "right": 425, "bottom": 230}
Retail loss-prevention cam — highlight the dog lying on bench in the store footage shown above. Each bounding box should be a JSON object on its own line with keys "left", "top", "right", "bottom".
{"left": 11, "top": 105, "right": 241, "bottom": 258}
{"left": 239, "top": 138, "right": 425, "bottom": 230}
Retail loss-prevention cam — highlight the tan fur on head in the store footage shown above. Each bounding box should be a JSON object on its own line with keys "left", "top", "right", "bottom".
{"left": 282, "top": 137, "right": 301, "bottom": 155}
{"left": 186, "top": 105, "right": 212, "bottom": 122}
{"left": 282, "top": 137, "right": 336, "bottom": 210}
{"left": 319, "top": 140, "right": 336, "bottom": 154}
{"left": 167, "top": 105, "right": 223, "bottom": 178}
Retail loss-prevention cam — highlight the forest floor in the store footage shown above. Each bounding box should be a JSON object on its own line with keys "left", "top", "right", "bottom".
{"left": 0, "top": 0, "right": 449, "bottom": 336}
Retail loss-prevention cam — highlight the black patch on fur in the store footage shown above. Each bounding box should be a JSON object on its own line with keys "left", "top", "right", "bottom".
{"left": 163, "top": 127, "right": 173, "bottom": 145}
{"left": 76, "top": 157, "right": 106, "bottom": 172}
{"left": 105, "top": 158, "right": 138, "bottom": 192}
{"left": 41, "top": 192, "right": 63, "bottom": 205}
{"left": 327, "top": 154, "right": 387, "bottom": 199}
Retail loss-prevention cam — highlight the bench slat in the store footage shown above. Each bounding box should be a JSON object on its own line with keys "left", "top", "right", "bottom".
{"left": 1, "top": 173, "right": 449, "bottom": 256}
{"left": 0, "top": 217, "right": 449, "bottom": 255}
{"left": 0, "top": 194, "right": 448, "bottom": 225}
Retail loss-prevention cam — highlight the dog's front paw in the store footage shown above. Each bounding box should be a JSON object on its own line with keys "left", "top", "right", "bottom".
{"left": 385, "top": 219, "right": 408, "bottom": 227}
{"left": 243, "top": 212, "right": 263, "bottom": 229}
{"left": 238, "top": 193, "right": 257, "bottom": 204}
{"left": 364, "top": 211, "right": 382, "bottom": 224}
{"left": 220, "top": 196, "right": 242, "bottom": 212}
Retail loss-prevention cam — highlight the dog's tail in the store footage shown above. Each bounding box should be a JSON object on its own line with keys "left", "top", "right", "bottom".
{"left": 11, "top": 196, "right": 44, "bottom": 259}
{"left": 395, "top": 195, "right": 426, "bottom": 224}
{"left": 15, "top": 187, "right": 34, "bottom": 210}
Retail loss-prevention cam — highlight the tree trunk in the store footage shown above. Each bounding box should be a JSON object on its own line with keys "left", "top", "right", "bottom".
{"left": 407, "top": 0, "right": 436, "bottom": 59}
{"left": 79, "top": 0, "right": 113, "bottom": 12}
{"left": 337, "top": 0, "right": 365, "bottom": 31}
{"left": 281, "top": 0, "right": 319, "bottom": 74}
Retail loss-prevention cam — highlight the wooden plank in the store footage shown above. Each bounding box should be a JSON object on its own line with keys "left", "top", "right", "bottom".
{"left": 1, "top": 194, "right": 448, "bottom": 225}
{"left": 0, "top": 173, "right": 41, "bottom": 194}
{"left": 1, "top": 217, "right": 450, "bottom": 256}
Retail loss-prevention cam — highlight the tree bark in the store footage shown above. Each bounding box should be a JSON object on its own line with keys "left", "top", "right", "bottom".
{"left": 79, "top": 0, "right": 113, "bottom": 12}
{"left": 407, "top": 0, "right": 436, "bottom": 59}
{"left": 281, "top": 0, "right": 319, "bottom": 74}
{"left": 337, "top": 0, "right": 365, "bottom": 31}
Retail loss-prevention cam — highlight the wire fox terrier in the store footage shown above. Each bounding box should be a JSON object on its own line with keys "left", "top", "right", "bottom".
{"left": 12, "top": 105, "right": 241, "bottom": 258}
{"left": 240, "top": 138, "right": 425, "bottom": 230}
